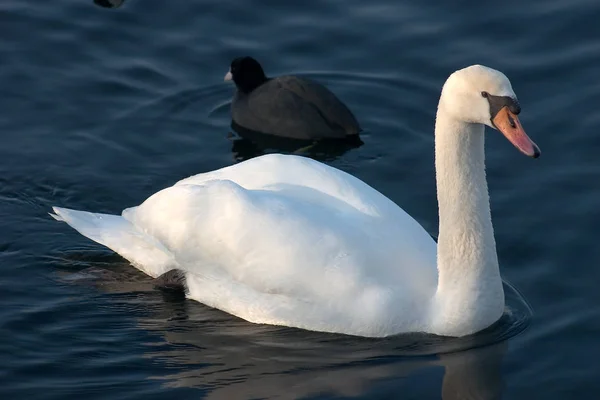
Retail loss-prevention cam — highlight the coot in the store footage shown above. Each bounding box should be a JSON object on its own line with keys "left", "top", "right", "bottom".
{"left": 224, "top": 56, "right": 361, "bottom": 141}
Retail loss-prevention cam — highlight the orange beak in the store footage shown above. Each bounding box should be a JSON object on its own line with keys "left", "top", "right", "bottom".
{"left": 492, "top": 107, "right": 540, "bottom": 158}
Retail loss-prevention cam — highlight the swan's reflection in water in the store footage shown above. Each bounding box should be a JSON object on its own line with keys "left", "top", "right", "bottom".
{"left": 55, "top": 256, "right": 528, "bottom": 399}
{"left": 149, "top": 329, "right": 507, "bottom": 400}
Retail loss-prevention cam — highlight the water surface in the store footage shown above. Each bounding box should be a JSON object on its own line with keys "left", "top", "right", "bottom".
{"left": 1, "top": 0, "right": 599, "bottom": 398}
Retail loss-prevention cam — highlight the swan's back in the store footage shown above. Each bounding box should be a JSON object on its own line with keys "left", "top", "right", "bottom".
{"left": 178, "top": 154, "right": 396, "bottom": 217}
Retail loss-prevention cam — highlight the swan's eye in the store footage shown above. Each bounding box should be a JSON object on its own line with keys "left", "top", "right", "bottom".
{"left": 481, "top": 91, "right": 489, "bottom": 98}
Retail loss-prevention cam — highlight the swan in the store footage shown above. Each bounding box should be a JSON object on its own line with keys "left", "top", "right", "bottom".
{"left": 51, "top": 65, "right": 540, "bottom": 338}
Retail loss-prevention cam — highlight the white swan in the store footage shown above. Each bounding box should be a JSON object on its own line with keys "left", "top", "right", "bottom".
{"left": 51, "top": 65, "right": 540, "bottom": 338}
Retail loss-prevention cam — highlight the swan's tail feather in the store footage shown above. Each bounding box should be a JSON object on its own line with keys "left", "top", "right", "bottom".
{"left": 51, "top": 206, "right": 176, "bottom": 278}
{"left": 49, "top": 211, "right": 63, "bottom": 221}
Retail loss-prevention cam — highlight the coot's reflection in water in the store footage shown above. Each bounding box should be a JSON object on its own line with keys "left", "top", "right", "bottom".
{"left": 54, "top": 258, "right": 529, "bottom": 400}
{"left": 228, "top": 121, "right": 364, "bottom": 163}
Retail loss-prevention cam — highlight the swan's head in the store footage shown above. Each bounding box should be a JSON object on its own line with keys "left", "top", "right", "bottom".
{"left": 440, "top": 65, "right": 540, "bottom": 158}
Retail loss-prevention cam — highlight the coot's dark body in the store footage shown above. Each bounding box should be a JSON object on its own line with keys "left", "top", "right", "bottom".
{"left": 225, "top": 57, "right": 361, "bottom": 141}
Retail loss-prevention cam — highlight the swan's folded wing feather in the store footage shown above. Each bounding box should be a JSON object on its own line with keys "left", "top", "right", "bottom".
{"left": 126, "top": 174, "right": 437, "bottom": 298}
{"left": 124, "top": 179, "right": 373, "bottom": 297}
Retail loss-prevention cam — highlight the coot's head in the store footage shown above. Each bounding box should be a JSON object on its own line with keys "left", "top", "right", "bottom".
{"left": 224, "top": 57, "right": 268, "bottom": 94}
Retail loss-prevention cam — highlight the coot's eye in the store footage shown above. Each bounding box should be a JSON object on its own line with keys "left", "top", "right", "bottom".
{"left": 481, "top": 91, "right": 488, "bottom": 98}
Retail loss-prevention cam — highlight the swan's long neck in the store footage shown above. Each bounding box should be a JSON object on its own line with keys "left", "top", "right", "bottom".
{"left": 431, "top": 104, "right": 504, "bottom": 336}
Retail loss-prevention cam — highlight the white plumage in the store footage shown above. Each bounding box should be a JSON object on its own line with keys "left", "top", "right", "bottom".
{"left": 52, "top": 65, "right": 539, "bottom": 337}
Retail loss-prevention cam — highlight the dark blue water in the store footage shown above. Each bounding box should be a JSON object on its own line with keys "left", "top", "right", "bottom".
{"left": 1, "top": 0, "right": 599, "bottom": 398}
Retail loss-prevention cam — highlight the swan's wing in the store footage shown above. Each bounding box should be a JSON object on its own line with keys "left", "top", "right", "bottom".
{"left": 123, "top": 177, "right": 436, "bottom": 335}
{"left": 177, "top": 154, "right": 437, "bottom": 280}
{"left": 175, "top": 155, "right": 437, "bottom": 280}
{"left": 126, "top": 178, "right": 377, "bottom": 284}
{"left": 130, "top": 172, "right": 434, "bottom": 282}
